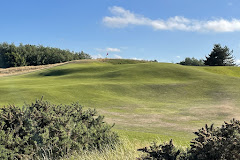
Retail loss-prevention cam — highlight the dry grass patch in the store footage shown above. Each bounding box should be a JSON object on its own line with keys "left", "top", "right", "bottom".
{"left": 100, "top": 110, "right": 194, "bottom": 133}
{"left": 0, "top": 63, "right": 66, "bottom": 77}
{"left": 0, "top": 59, "right": 98, "bottom": 77}
{"left": 100, "top": 100, "right": 240, "bottom": 134}
{"left": 184, "top": 101, "right": 238, "bottom": 119}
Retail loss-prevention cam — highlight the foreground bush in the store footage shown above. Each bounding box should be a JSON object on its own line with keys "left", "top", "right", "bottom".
{"left": 137, "top": 139, "right": 182, "bottom": 160}
{"left": 0, "top": 99, "right": 119, "bottom": 159}
{"left": 189, "top": 119, "right": 240, "bottom": 160}
{"left": 138, "top": 119, "right": 240, "bottom": 160}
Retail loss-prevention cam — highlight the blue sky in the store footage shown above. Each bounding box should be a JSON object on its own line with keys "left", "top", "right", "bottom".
{"left": 1, "top": 0, "right": 240, "bottom": 63}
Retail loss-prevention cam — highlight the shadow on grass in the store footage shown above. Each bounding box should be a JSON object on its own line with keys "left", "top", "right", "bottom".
{"left": 39, "top": 69, "right": 76, "bottom": 76}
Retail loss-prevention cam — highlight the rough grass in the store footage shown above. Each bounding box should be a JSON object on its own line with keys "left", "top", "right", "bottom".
{"left": 62, "top": 138, "right": 145, "bottom": 160}
{"left": 0, "top": 59, "right": 96, "bottom": 77}
{"left": 62, "top": 137, "right": 187, "bottom": 160}
{"left": 1, "top": 59, "right": 240, "bottom": 146}
{"left": 0, "top": 62, "right": 65, "bottom": 77}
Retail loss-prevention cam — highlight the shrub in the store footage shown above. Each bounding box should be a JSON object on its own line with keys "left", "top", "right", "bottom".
{"left": 188, "top": 119, "right": 240, "bottom": 160}
{"left": 137, "top": 139, "right": 182, "bottom": 160}
{"left": 0, "top": 98, "right": 119, "bottom": 159}
{"left": 179, "top": 57, "right": 204, "bottom": 66}
{"left": 138, "top": 119, "right": 240, "bottom": 160}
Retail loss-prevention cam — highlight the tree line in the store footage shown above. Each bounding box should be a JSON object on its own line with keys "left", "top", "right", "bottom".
{"left": 179, "top": 44, "right": 235, "bottom": 66}
{"left": 0, "top": 43, "right": 91, "bottom": 68}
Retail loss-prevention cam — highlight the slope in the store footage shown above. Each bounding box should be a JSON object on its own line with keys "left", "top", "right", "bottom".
{"left": 0, "top": 59, "right": 240, "bottom": 145}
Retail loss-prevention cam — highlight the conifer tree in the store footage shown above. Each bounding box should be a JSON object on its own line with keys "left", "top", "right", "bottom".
{"left": 204, "top": 44, "right": 235, "bottom": 66}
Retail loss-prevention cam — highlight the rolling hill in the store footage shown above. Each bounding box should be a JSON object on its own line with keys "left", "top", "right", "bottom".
{"left": 1, "top": 59, "right": 240, "bottom": 146}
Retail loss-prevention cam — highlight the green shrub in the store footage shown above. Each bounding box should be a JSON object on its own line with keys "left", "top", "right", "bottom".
{"left": 137, "top": 139, "right": 182, "bottom": 160}
{"left": 188, "top": 119, "right": 240, "bottom": 160}
{"left": 0, "top": 98, "right": 119, "bottom": 159}
{"left": 179, "top": 57, "right": 204, "bottom": 66}
{"left": 138, "top": 119, "right": 240, "bottom": 160}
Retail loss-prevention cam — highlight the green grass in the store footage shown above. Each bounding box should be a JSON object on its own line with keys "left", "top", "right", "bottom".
{"left": 1, "top": 59, "right": 240, "bottom": 147}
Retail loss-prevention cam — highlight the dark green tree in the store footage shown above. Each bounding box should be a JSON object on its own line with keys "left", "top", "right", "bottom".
{"left": 77, "top": 51, "right": 92, "bottom": 59}
{"left": 204, "top": 44, "right": 235, "bottom": 66}
{"left": 0, "top": 43, "right": 92, "bottom": 68}
{"left": 3, "top": 52, "right": 26, "bottom": 68}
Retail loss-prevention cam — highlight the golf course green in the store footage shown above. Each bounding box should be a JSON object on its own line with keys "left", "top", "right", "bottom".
{"left": 1, "top": 59, "right": 240, "bottom": 146}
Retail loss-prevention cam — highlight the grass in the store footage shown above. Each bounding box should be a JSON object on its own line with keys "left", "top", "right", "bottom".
{"left": 1, "top": 59, "right": 240, "bottom": 150}
{"left": 0, "top": 61, "right": 66, "bottom": 77}
{"left": 63, "top": 137, "right": 186, "bottom": 160}
{"left": 62, "top": 138, "right": 145, "bottom": 160}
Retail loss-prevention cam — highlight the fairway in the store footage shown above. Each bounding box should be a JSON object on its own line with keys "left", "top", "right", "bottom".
{"left": 1, "top": 59, "right": 240, "bottom": 146}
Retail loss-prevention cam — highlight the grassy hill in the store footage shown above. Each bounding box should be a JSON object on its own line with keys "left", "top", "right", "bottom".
{"left": 1, "top": 59, "right": 240, "bottom": 146}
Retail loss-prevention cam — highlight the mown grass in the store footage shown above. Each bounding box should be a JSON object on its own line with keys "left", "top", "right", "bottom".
{"left": 1, "top": 59, "right": 240, "bottom": 150}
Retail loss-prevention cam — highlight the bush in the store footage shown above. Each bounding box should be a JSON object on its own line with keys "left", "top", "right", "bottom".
{"left": 0, "top": 98, "right": 119, "bottom": 159}
{"left": 179, "top": 57, "right": 204, "bottom": 66}
{"left": 137, "top": 139, "right": 181, "bottom": 160}
{"left": 188, "top": 119, "right": 240, "bottom": 160}
{"left": 138, "top": 119, "right": 240, "bottom": 160}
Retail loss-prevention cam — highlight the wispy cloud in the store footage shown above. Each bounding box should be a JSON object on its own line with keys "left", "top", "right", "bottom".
{"left": 176, "top": 56, "right": 181, "bottom": 59}
{"left": 103, "top": 6, "right": 240, "bottom": 32}
{"left": 113, "top": 54, "right": 122, "bottom": 59}
{"left": 106, "top": 47, "right": 121, "bottom": 52}
{"left": 92, "top": 54, "right": 103, "bottom": 59}
{"left": 95, "top": 47, "right": 121, "bottom": 53}
{"left": 131, "top": 57, "right": 143, "bottom": 60}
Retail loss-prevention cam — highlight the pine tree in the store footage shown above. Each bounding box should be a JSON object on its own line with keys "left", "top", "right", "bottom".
{"left": 204, "top": 44, "right": 235, "bottom": 66}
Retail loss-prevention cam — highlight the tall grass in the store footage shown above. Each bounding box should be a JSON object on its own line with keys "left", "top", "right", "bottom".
{"left": 62, "top": 138, "right": 145, "bottom": 160}
{"left": 15, "top": 137, "right": 187, "bottom": 160}
{"left": 61, "top": 137, "right": 187, "bottom": 160}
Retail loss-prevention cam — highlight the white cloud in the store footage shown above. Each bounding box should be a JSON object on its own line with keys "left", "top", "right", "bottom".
{"left": 131, "top": 57, "right": 143, "bottom": 60}
{"left": 92, "top": 54, "right": 103, "bottom": 59}
{"left": 103, "top": 6, "right": 240, "bottom": 32}
{"left": 114, "top": 54, "right": 122, "bottom": 59}
{"left": 95, "top": 47, "right": 121, "bottom": 53}
{"left": 236, "top": 59, "right": 240, "bottom": 65}
{"left": 106, "top": 47, "right": 121, "bottom": 52}
{"left": 176, "top": 56, "right": 181, "bottom": 59}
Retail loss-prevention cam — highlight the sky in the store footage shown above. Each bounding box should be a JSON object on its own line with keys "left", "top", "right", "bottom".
{"left": 1, "top": 0, "right": 240, "bottom": 63}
